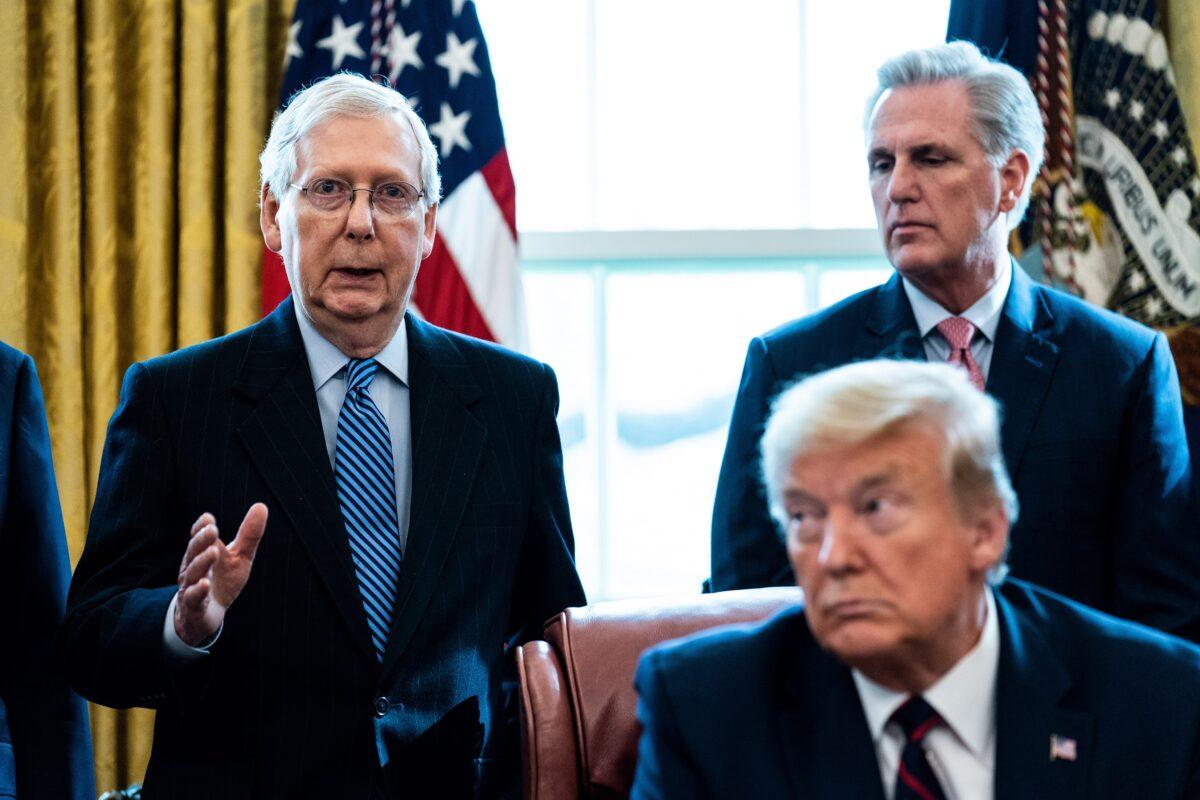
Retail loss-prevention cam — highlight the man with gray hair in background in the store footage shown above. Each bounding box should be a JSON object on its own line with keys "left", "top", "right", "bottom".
{"left": 711, "top": 41, "right": 1200, "bottom": 643}
{"left": 636, "top": 360, "right": 1200, "bottom": 799}
{"left": 64, "top": 73, "right": 585, "bottom": 799}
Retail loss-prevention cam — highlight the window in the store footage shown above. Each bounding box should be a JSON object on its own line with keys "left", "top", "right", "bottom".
{"left": 475, "top": 0, "right": 951, "bottom": 599}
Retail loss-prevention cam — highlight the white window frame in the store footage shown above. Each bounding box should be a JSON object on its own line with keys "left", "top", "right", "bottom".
{"left": 521, "top": 228, "right": 890, "bottom": 599}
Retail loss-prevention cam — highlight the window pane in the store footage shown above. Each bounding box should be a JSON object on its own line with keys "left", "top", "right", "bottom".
{"left": 526, "top": 259, "right": 901, "bottom": 600}
{"left": 804, "top": 0, "right": 952, "bottom": 227}
{"left": 476, "top": 0, "right": 593, "bottom": 232}
{"left": 602, "top": 268, "right": 807, "bottom": 598}
{"left": 482, "top": 0, "right": 952, "bottom": 231}
{"left": 818, "top": 262, "right": 893, "bottom": 306}
{"left": 523, "top": 271, "right": 602, "bottom": 592}
{"left": 593, "top": 0, "right": 804, "bottom": 230}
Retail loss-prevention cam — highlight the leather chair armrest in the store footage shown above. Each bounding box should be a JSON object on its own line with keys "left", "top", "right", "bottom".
{"left": 517, "top": 641, "right": 580, "bottom": 800}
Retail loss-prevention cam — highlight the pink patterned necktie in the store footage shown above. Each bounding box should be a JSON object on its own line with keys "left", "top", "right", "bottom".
{"left": 936, "top": 316, "right": 985, "bottom": 391}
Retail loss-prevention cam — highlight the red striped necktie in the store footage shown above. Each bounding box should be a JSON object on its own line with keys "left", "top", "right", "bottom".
{"left": 936, "top": 316, "right": 985, "bottom": 392}
{"left": 890, "top": 694, "right": 948, "bottom": 800}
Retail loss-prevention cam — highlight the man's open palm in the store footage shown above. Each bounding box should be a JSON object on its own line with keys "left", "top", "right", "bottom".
{"left": 174, "top": 503, "right": 269, "bottom": 647}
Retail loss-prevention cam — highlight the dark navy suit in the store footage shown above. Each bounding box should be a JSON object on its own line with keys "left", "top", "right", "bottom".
{"left": 711, "top": 267, "right": 1200, "bottom": 640}
{"left": 631, "top": 580, "right": 1200, "bottom": 800}
{"left": 0, "top": 343, "right": 93, "bottom": 800}
{"left": 63, "top": 299, "right": 585, "bottom": 798}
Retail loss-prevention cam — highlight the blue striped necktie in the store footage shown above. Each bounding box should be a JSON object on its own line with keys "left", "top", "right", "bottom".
{"left": 335, "top": 358, "right": 402, "bottom": 660}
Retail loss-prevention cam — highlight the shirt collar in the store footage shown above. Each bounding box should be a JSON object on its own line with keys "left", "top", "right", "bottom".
{"left": 901, "top": 258, "right": 1012, "bottom": 344}
{"left": 293, "top": 301, "right": 410, "bottom": 390}
{"left": 852, "top": 588, "right": 1000, "bottom": 758}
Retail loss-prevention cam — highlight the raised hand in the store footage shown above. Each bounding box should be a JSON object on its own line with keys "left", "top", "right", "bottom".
{"left": 173, "top": 503, "right": 269, "bottom": 647}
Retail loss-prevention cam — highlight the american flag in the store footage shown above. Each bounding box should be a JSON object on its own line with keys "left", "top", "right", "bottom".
{"left": 949, "top": 0, "right": 1200, "bottom": 463}
{"left": 1049, "top": 733, "right": 1077, "bottom": 762}
{"left": 263, "top": 0, "right": 527, "bottom": 350}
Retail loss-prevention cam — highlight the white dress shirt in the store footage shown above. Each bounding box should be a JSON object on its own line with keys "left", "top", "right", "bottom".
{"left": 902, "top": 259, "right": 1012, "bottom": 382}
{"left": 852, "top": 589, "right": 1000, "bottom": 800}
{"left": 165, "top": 303, "right": 413, "bottom": 659}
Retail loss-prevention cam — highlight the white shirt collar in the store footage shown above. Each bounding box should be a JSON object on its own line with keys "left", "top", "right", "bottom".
{"left": 292, "top": 300, "right": 410, "bottom": 390}
{"left": 852, "top": 588, "right": 1000, "bottom": 758}
{"left": 901, "top": 259, "right": 1012, "bottom": 344}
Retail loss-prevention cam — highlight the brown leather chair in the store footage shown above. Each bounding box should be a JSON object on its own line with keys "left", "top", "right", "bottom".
{"left": 516, "top": 587, "right": 801, "bottom": 799}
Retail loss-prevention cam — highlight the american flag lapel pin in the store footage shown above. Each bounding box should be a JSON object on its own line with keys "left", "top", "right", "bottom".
{"left": 1049, "top": 734, "right": 1077, "bottom": 762}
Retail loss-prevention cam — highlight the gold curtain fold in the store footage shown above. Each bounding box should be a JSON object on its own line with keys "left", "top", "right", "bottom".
{"left": 1, "top": 0, "right": 295, "bottom": 791}
{"left": 1165, "top": 1, "right": 1199, "bottom": 147}
{"left": 1163, "top": 2, "right": 1200, "bottom": 403}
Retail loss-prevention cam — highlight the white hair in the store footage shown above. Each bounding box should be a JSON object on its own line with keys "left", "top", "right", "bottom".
{"left": 865, "top": 40, "right": 1045, "bottom": 230}
{"left": 761, "top": 359, "right": 1017, "bottom": 584}
{"left": 259, "top": 72, "right": 441, "bottom": 207}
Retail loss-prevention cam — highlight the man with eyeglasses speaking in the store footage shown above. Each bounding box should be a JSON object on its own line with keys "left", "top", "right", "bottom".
{"left": 63, "top": 73, "right": 585, "bottom": 799}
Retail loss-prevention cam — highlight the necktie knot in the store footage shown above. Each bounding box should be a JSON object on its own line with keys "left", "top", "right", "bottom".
{"left": 934, "top": 317, "right": 985, "bottom": 391}
{"left": 935, "top": 316, "right": 976, "bottom": 351}
{"left": 890, "top": 694, "right": 943, "bottom": 745}
{"left": 345, "top": 358, "right": 380, "bottom": 392}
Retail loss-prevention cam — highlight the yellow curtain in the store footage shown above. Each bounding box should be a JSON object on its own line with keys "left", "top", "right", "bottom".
{"left": 1166, "top": 2, "right": 1200, "bottom": 143}
{"left": 0, "top": 0, "right": 295, "bottom": 791}
{"left": 0, "top": 0, "right": 1184, "bottom": 794}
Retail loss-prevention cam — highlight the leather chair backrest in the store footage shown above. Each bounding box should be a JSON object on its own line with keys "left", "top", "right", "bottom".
{"left": 518, "top": 587, "right": 801, "bottom": 798}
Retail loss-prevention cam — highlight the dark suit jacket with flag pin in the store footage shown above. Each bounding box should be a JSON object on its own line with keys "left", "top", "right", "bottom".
{"left": 631, "top": 579, "right": 1200, "bottom": 800}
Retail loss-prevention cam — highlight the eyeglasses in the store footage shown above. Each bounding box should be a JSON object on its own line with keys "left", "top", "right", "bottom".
{"left": 290, "top": 177, "right": 425, "bottom": 216}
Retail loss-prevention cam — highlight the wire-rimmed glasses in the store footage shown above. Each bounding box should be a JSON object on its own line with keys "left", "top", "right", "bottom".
{"left": 289, "top": 177, "right": 425, "bottom": 216}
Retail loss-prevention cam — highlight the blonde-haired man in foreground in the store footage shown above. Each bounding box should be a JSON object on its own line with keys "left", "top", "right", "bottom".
{"left": 637, "top": 360, "right": 1200, "bottom": 800}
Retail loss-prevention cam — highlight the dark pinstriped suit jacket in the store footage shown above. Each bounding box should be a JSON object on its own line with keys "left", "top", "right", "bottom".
{"left": 63, "top": 298, "right": 586, "bottom": 799}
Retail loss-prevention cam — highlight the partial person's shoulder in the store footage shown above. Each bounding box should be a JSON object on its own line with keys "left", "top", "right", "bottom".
{"left": 0, "top": 340, "right": 31, "bottom": 375}
{"left": 142, "top": 311, "right": 282, "bottom": 373}
{"left": 639, "top": 603, "right": 808, "bottom": 686}
{"left": 761, "top": 282, "right": 887, "bottom": 349}
{"left": 1001, "top": 579, "right": 1200, "bottom": 679}
{"left": 0, "top": 341, "right": 35, "bottom": 410}
{"left": 1029, "top": 279, "right": 1159, "bottom": 353}
{"left": 407, "top": 315, "right": 553, "bottom": 384}
{"left": 129, "top": 312, "right": 285, "bottom": 400}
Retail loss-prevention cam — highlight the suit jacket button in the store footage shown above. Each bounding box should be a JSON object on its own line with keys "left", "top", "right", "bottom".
{"left": 374, "top": 697, "right": 390, "bottom": 718}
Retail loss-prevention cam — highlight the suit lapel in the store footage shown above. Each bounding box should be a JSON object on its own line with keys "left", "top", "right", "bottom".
{"left": 379, "top": 315, "right": 486, "bottom": 683}
{"left": 986, "top": 265, "right": 1059, "bottom": 481}
{"left": 858, "top": 273, "right": 926, "bottom": 363}
{"left": 776, "top": 622, "right": 886, "bottom": 800}
{"left": 994, "top": 587, "right": 1093, "bottom": 800}
{"left": 233, "top": 298, "right": 376, "bottom": 666}
{"left": 859, "top": 268, "right": 1061, "bottom": 486}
